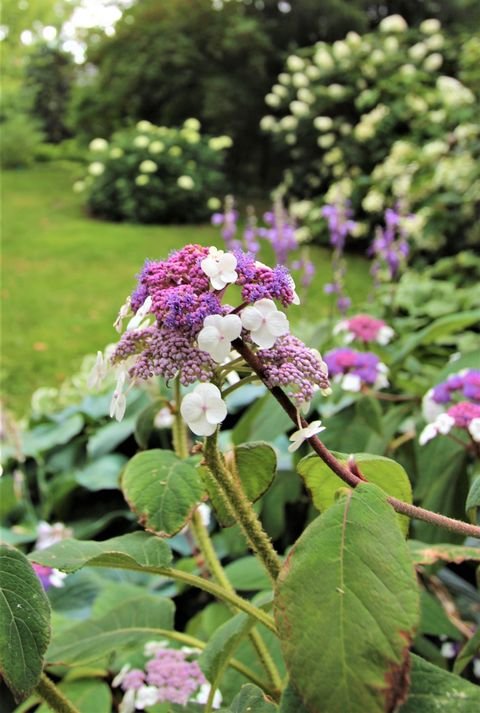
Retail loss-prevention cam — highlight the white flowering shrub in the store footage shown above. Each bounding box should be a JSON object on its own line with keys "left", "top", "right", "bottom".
{"left": 75, "top": 119, "right": 231, "bottom": 223}
{"left": 261, "top": 16, "right": 480, "bottom": 255}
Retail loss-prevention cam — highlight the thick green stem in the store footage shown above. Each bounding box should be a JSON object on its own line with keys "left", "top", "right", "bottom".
{"left": 35, "top": 673, "right": 80, "bottom": 713}
{"left": 204, "top": 433, "right": 282, "bottom": 581}
{"left": 173, "top": 376, "right": 189, "bottom": 459}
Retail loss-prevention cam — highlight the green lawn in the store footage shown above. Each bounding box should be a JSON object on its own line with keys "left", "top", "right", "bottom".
{"left": 1, "top": 163, "right": 370, "bottom": 415}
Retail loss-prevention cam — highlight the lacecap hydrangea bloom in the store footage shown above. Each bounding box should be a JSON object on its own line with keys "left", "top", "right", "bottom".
{"left": 419, "top": 402, "right": 480, "bottom": 445}
{"left": 333, "top": 314, "right": 394, "bottom": 345}
{"left": 91, "top": 245, "right": 330, "bottom": 434}
{"left": 113, "top": 642, "right": 222, "bottom": 711}
{"left": 323, "top": 347, "right": 389, "bottom": 392}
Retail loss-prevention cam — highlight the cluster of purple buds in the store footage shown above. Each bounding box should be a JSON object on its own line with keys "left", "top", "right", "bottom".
{"left": 369, "top": 207, "right": 410, "bottom": 286}
{"left": 90, "top": 243, "right": 330, "bottom": 432}
{"left": 322, "top": 200, "right": 356, "bottom": 314}
{"left": 333, "top": 314, "right": 394, "bottom": 346}
{"left": 420, "top": 369, "right": 480, "bottom": 446}
{"left": 113, "top": 642, "right": 222, "bottom": 711}
{"left": 323, "top": 347, "right": 389, "bottom": 393}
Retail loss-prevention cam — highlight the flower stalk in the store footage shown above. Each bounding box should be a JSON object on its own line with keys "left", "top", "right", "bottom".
{"left": 35, "top": 673, "right": 81, "bottom": 713}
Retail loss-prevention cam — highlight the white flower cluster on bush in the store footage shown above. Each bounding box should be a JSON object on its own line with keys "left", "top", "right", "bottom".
{"left": 260, "top": 15, "right": 480, "bottom": 255}
{"left": 76, "top": 119, "right": 232, "bottom": 224}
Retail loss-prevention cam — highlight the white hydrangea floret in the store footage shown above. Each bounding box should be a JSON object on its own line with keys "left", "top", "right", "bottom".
{"left": 288, "top": 420, "right": 326, "bottom": 453}
{"left": 110, "top": 369, "right": 128, "bottom": 422}
{"left": 379, "top": 14, "right": 408, "bottom": 33}
{"left": 89, "top": 138, "right": 108, "bottom": 152}
{"left": 177, "top": 175, "right": 194, "bottom": 190}
{"left": 420, "top": 18, "right": 441, "bottom": 34}
{"left": 201, "top": 247, "right": 238, "bottom": 290}
{"left": 88, "top": 351, "right": 108, "bottom": 389}
{"left": 126, "top": 295, "right": 153, "bottom": 331}
{"left": 133, "top": 135, "right": 149, "bottom": 148}
{"left": 139, "top": 160, "right": 157, "bottom": 174}
{"left": 241, "top": 298, "right": 289, "bottom": 349}
{"left": 468, "top": 419, "right": 480, "bottom": 443}
{"left": 88, "top": 162, "right": 105, "bottom": 176}
{"left": 197, "top": 314, "right": 242, "bottom": 363}
{"left": 180, "top": 383, "right": 227, "bottom": 437}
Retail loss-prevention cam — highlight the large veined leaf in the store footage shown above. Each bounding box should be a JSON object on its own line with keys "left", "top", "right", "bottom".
{"left": 220, "top": 684, "right": 278, "bottom": 712}
{"left": 297, "top": 452, "right": 412, "bottom": 535}
{"left": 0, "top": 546, "right": 51, "bottom": 702}
{"left": 29, "top": 532, "right": 172, "bottom": 573}
{"left": 398, "top": 654, "right": 480, "bottom": 711}
{"left": 408, "top": 540, "right": 480, "bottom": 566}
{"left": 223, "top": 557, "right": 272, "bottom": 591}
{"left": 199, "top": 613, "right": 255, "bottom": 692}
{"left": 21, "top": 414, "right": 84, "bottom": 456}
{"left": 122, "top": 449, "right": 206, "bottom": 536}
{"left": 47, "top": 594, "right": 174, "bottom": 665}
{"left": 36, "top": 679, "right": 111, "bottom": 713}
{"left": 279, "top": 682, "right": 309, "bottom": 713}
{"left": 274, "top": 483, "right": 419, "bottom": 713}
{"left": 202, "top": 442, "right": 277, "bottom": 527}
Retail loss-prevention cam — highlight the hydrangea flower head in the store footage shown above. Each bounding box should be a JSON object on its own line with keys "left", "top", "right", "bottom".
{"left": 324, "top": 348, "right": 389, "bottom": 392}
{"left": 92, "top": 244, "right": 329, "bottom": 429}
{"left": 32, "top": 563, "right": 67, "bottom": 590}
{"left": 419, "top": 401, "right": 480, "bottom": 445}
{"left": 334, "top": 314, "right": 394, "bottom": 345}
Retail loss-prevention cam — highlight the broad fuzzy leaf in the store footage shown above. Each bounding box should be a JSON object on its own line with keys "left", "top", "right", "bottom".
{"left": 29, "top": 532, "right": 172, "bottom": 573}
{"left": 274, "top": 483, "right": 419, "bottom": 713}
{"left": 399, "top": 654, "right": 480, "bottom": 711}
{"left": 297, "top": 452, "right": 412, "bottom": 535}
{"left": 122, "top": 449, "right": 206, "bottom": 536}
{"left": 279, "top": 682, "right": 309, "bottom": 712}
{"left": 453, "top": 629, "right": 480, "bottom": 676}
{"left": 0, "top": 546, "right": 51, "bottom": 702}
{"left": 199, "top": 613, "right": 255, "bottom": 688}
{"left": 47, "top": 594, "right": 174, "bottom": 665}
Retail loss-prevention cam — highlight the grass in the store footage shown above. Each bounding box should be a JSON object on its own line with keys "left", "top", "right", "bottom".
{"left": 1, "top": 163, "right": 370, "bottom": 416}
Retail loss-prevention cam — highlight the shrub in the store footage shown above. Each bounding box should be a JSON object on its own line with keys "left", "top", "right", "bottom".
{"left": 260, "top": 16, "right": 480, "bottom": 257}
{"left": 0, "top": 113, "right": 44, "bottom": 168}
{"left": 75, "top": 119, "right": 231, "bottom": 223}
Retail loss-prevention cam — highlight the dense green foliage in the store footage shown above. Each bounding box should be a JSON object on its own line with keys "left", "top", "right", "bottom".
{"left": 261, "top": 17, "right": 480, "bottom": 255}
{"left": 77, "top": 120, "right": 230, "bottom": 223}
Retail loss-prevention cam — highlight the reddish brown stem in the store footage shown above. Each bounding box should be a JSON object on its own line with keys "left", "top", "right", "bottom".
{"left": 232, "top": 338, "right": 480, "bottom": 540}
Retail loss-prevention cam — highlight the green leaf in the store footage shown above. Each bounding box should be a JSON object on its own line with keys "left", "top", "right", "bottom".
{"left": 409, "top": 540, "right": 480, "bottom": 566}
{"left": 74, "top": 454, "right": 127, "bottom": 491}
{"left": 453, "top": 629, "right": 480, "bottom": 675}
{"left": 122, "top": 450, "right": 206, "bottom": 536}
{"left": 297, "top": 452, "right": 412, "bottom": 536}
{"left": 274, "top": 483, "right": 419, "bottom": 713}
{"left": 86, "top": 416, "right": 136, "bottom": 459}
{"left": 392, "top": 310, "right": 480, "bottom": 364}
{"left": 398, "top": 654, "right": 480, "bottom": 711}
{"left": 466, "top": 476, "right": 480, "bottom": 524}
{"left": 419, "top": 590, "right": 462, "bottom": 640}
{"left": 199, "top": 613, "right": 255, "bottom": 689}
{"left": 47, "top": 594, "right": 174, "bottom": 665}
{"left": 202, "top": 442, "right": 277, "bottom": 527}
{"left": 224, "top": 557, "right": 272, "bottom": 591}
{"left": 355, "top": 396, "right": 383, "bottom": 436}
{"left": 221, "top": 684, "right": 278, "bottom": 712}
{"left": 0, "top": 546, "right": 51, "bottom": 702}
{"left": 36, "top": 679, "right": 112, "bottom": 713}
{"left": 21, "top": 414, "right": 84, "bottom": 456}
{"left": 29, "top": 532, "right": 172, "bottom": 573}
{"left": 279, "top": 682, "right": 309, "bottom": 713}
{"left": 232, "top": 393, "right": 292, "bottom": 445}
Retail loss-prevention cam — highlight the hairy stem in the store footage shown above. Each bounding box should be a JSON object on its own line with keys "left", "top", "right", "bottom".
{"left": 204, "top": 433, "right": 282, "bottom": 581}
{"left": 232, "top": 337, "right": 480, "bottom": 540}
{"left": 35, "top": 673, "right": 81, "bottom": 713}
